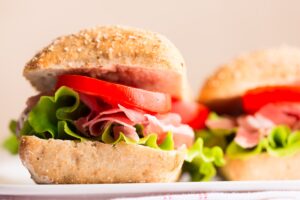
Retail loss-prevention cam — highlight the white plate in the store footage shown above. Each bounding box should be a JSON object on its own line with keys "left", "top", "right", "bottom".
{"left": 1, "top": 149, "right": 300, "bottom": 198}
{"left": 1, "top": 181, "right": 300, "bottom": 199}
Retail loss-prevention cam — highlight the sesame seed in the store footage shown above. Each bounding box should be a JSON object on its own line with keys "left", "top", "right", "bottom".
{"left": 83, "top": 33, "right": 91, "bottom": 41}
{"left": 48, "top": 45, "right": 54, "bottom": 51}
{"left": 108, "top": 47, "right": 113, "bottom": 59}
{"left": 103, "top": 34, "right": 108, "bottom": 40}
{"left": 96, "top": 42, "right": 101, "bottom": 49}
{"left": 128, "top": 35, "right": 136, "bottom": 39}
{"left": 53, "top": 39, "right": 60, "bottom": 45}
{"left": 115, "top": 32, "right": 122, "bottom": 37}
{"left": 95, "top": 38, "right": 101, "bottom": 43}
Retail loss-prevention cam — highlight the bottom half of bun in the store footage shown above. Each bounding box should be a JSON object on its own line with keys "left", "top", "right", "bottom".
{"left": 19, "top": 136, "right": 185, "bottom": 184}
{"left": 220, "top": 152, "right": 300, "bottom": 180}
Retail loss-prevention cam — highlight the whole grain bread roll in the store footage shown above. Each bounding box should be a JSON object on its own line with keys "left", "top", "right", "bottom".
{"left": 199, "top": 46, "right": 300, "bottom": 180}
{"left": 19, "top": 25, "right": 191, "bottom": 184}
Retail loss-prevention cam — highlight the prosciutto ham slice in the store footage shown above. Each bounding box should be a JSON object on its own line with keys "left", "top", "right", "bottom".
{"left": 257, "top": 103, "right": 300, "bottom": 129}
{"left": 113, "top": 125, "right": 140, "bottom": 142}
{"left": 144, "top": 114, "right": 194, "bottom": 147}
{"left": 205, "top": 117, "right": 236, "bottom": 130}
{"left": 215, "top": 102, "right": 300, "bottom": 148}
{"left": 234, "top": 115, "right": 274, "bottom": 148}
{"left": 74, "top": 94, "right": 194, "bottom": 148}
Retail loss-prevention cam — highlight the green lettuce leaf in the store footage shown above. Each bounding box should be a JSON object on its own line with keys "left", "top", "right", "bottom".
{"left": 2, "top": 120, "right": 19, "bottom": 154}
{"left": 109, "top": 129, "right": 174, "bottom": 151}
{"left": 226, "top": 125, "right": 300, "bottom": 159}
{"left": 157, "top": 132, "right": 174, "bottom": 150}
{"left": 101, "top": 123, "right": 115, "bottom": 143}
{"left": 57, "top": 121, "right": 87, "bottom": 142}
{"left": 138, "top": 134, "right": 159, "bottom": 148}
{"left": 226, "top": 139, "right": 266, "bottom": 159}
{"left": 23, "top": 86, "right": 87, "bottom": 140}
{"left": 266, "top": 126, "right": 300, "bottom": 157}
{"left": 138, "top": 131, "right": 174, "bottom": 150}
{"left": 207, "top": 112, "right": 220, "bottom": 120}
{"left": 195, "top": 129, "right": 228, "bottom": 149}
{"left": 113, "top": 132, "right": 137, "bottom": 145}
{"left": 183, "top": 138, "right": 225, "bottom": 181}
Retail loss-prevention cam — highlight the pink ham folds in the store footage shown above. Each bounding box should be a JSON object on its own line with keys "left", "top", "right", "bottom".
{"left": 235, "top": 115, "right": 274, "bottom": 148}
{"left": 235, "top": 103, "right": 300, "bottom": 148}
{"left": 74, "top": 94, "right": 194, "bottom": 148}
{"left": 205, "top": 103, "right": 300, "bottom": 148}
{"left": 205, "top": 117, "right": 236, "bottom": 130}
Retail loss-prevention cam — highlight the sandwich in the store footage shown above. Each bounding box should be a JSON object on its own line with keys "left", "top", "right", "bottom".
{"left": 198, "top": 47, "right": 300, "bottom": 180}
{"left": 8, "top": 25, "right": 223, "bottom": 183}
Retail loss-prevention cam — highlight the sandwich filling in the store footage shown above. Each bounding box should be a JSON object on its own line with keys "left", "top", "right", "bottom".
{"left": 198, "top": 85, "right": 300, "bottom": 159}
{"left": 16, "top": 75, "right": 195, "bottom": 151}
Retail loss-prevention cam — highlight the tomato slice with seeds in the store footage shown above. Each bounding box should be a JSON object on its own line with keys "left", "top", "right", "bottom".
{"left": 242, "top": 85, "right": 300, "bottom": 114}
{"left": 56, "top": 75, "right": 171, "bottom": 113}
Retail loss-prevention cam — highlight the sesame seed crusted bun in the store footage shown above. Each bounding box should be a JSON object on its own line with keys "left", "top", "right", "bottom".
{"left": 19, "top": 26, "right": 191, "bottom": 184}
{"left": 198, "top": 46, "right": 300, "bottom": 113}
{"left": 24, "top": 25, "right": 191, "bottom": 100}
{"left": 199, "top": 47, "right": 300, "bottom": 181}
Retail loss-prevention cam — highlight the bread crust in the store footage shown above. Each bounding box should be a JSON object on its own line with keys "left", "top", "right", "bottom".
{"left": 199, "top": 47, "right": 300, "bottom": 111}
{"left": 220, "top": 152, "right": 300, "bottom": 180}
{"left": 23, "top": 25, "right": 190, "bottom": 99}
{"left": 19, "top": 136, "right": 185, "bottom": 184}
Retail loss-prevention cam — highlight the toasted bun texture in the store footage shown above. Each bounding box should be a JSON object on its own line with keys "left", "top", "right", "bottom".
{"left": 24, "top": 25, "right": 190, "bottom": 100}
{"left": 220, "top": 152, "right": 300, "bottom": 180}
{"left": 19, "top": 136, "right": 185, "bottom": 184}
{"left": 199, "top": 47, "right": 300, "bottom": 113}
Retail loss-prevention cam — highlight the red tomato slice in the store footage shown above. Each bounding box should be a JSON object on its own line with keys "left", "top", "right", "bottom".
{"left": 242, "top": 85, "right": 300, "bottom": 114}
{"left": 56, "top": 75, "right": 171, "bottom": 113}
{"left": 171, "top": 100, "right": 209, "bottom": 130}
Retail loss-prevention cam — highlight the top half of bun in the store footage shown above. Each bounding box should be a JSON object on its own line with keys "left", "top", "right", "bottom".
{"left": 198, "top": 46, "right": 300, "bottom": 113}
{"left": 24, "top": 25, "right": 191, "bottom": 100}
